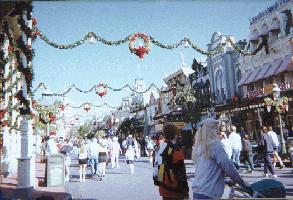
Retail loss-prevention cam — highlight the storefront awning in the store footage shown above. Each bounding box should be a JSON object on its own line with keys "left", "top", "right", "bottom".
{"left": 237, "top": 69, "right": 253, "bottom": 86}
{"left": 275, "top": 55, "right": 293, "bottom": 74}
{"left": 245, "top": 67, "right": 262, "bottom": 85}
{"left": 254, "top": 63, "right": 271, "bottom": 81}
{"left": 263, "top": 58, "right": 283, "bottom": 78}
{"left": 238, "top": 57, "right": 287, "bottom": 86}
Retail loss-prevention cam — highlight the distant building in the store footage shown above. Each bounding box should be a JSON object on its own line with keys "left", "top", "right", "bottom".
{"left": 206, "top": 32, "right": 244, "bottom": 105}
{"left": 237, "top": 0, "right": 293, "bottom": 131}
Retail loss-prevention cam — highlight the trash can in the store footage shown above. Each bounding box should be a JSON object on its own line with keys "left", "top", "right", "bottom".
{"left": 46, "top": 154, "right": 65, "bottom": 187}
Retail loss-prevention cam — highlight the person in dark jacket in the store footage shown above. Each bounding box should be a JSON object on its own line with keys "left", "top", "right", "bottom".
{"left": 259, "top": 126, "right": 277, "bottom": 178}
{"left": 242, "top": 134, "right": 254, "bottom": 173}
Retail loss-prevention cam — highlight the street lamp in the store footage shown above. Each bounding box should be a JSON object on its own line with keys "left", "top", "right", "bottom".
{"left": 42, "top": 89, "right": 53, "bottom": 137}
{"left": 265, "top": 84, "right": 288, "bottom": 155}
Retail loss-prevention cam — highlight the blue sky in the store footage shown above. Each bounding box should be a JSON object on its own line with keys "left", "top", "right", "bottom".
{"left": 32, "top": 0, "right": 275, "bottom": 118}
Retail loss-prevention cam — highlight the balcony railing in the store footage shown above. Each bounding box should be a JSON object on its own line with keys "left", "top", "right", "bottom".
{"left": 247, "top": 81, "right": 293, "bottom": 99}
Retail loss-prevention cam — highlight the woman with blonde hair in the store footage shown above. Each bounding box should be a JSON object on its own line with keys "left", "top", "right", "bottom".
{"left": 192, "top": 118, "right": 251, "bottom": 199}
{"left": 78, "top": 140, "right": 88, "bottom": 182}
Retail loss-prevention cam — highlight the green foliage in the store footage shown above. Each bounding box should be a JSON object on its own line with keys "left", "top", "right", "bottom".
{"left": 34, "top": 100, "right": 63, "bottom": 134}
{"left": 77, "top": 120, "right": 93, "bottom": 139}
{"left": 117, "top": 117, "right": 139, "bottom": 138}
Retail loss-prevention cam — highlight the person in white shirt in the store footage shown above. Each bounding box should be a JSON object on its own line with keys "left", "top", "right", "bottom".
{"left": 111, "top": 137, "right": 122, "bottom": 168}
{"left": 219, "top": 132, "right": 232, "bottom": 159}
{"left": 268, "top": 126, "right": 285, "bottom": 169}
{"left": 125, "top": 145, "right": 135, "bottom": 174}
{"left": 229, "top": 126, "right": 242, "bottom": 168}
{"left": 46, "top": 136, "right": 58, "bottom": 156}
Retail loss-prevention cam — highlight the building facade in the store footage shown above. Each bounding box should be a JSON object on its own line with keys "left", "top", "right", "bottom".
{"left": 237, "top": 0, "right": 293, "bottom": 132}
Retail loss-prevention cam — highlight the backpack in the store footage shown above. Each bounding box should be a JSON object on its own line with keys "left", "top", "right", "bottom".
{"left": 153, "top": 142, "right": 188, "bottom": 193}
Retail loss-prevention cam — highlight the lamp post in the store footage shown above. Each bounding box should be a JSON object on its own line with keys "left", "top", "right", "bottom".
{"left": 272, "top": 84, "right": 287, "bottom": 155}
{"left": 42, "top": 89, "right": 53, "bottom": 137}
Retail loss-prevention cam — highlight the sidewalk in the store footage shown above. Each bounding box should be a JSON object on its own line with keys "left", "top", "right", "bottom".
{"left": 0, "top": 156, "right": 72, "bottom": 200}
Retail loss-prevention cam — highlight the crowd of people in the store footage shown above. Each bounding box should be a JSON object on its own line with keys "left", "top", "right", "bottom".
{"left": 41, "top": 133, "right": 158, "bottom": 183}
{"left": 40, "top": 120, "right": 293, "bottom": 199}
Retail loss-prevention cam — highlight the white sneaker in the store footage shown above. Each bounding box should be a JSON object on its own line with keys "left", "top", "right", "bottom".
{"left": 263, "top": 173, "right": 269, "bottom": 178}
{"left": 272, "top": 174, "right": 278, "bottom": 178}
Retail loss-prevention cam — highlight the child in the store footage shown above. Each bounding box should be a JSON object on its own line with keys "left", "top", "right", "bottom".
{"left": 243, "top": 134, "right": 254, "bottom": 173}
{"left": 125, "top": 145, "right": 135, "bottom": 174}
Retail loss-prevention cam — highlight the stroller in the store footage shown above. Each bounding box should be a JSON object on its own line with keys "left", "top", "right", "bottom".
{"left": 228, "top": 179, "right": 286, "bottom": 199}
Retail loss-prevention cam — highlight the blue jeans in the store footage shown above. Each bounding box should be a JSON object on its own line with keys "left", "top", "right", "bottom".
{"left": 193, "top": 193, "right": 212, "bottom": 199}
{"left": 232, "top": 149, "right": 241, "bottom": 167}
{"left": 90, "top": 156, "right": 98, "bottom": 175}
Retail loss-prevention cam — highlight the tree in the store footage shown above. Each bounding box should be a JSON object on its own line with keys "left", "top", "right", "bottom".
{"left": 77, "top": 120, "right": 93, "bottom": 139}
{"left": 117, "top": 117, "right": 138, "bottom": 139}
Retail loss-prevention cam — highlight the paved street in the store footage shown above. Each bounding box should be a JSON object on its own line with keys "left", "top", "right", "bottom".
{"left": 65, "top": 156, "right": 293, "bottom": 200}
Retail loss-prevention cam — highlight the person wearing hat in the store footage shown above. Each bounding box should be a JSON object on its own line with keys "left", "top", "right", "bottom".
{"left": 192, "top": 118, "right": 251, "bottom": 199}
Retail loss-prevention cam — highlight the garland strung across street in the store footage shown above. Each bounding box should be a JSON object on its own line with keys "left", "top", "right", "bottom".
{"left": 32, "top": 25, "right": 269, "bottom": 58}
{"left": 66, "top": 102, "right": 121, "bottom": 111}
{"left": 34, "top": 80, "right": 184, "bottom": 97}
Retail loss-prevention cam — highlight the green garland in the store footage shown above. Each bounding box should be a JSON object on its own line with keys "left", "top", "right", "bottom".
{"left": 33, "top": 26, "right": 264, "bottom": 56}
{"left": 66, "top": 102, "right": 120, "bottom": 109}
{"left": 34, "top": 81, "right": 182, "bottom": 96}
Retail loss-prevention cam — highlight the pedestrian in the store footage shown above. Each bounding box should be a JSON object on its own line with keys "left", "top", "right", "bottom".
{"left": 289, "top": 141, "right": 293, "bottom": 171}
{"left": 98, "top": 137, "right": 108, "bottom": 179}
{"left": 259, "top": 126, "right": 278, "bottom": 178}
{"left": 229, "top": 126, "right": 242, "bottom": 169}
{"left": 153, "top": 123, "right": 189, "bottom": 200}
{"left": 125, "top": 145, "right": 135, "bottom": 174}
{"left": 146, "top": 136, "right": 155, "bottom": 163}
{"left": 242, "top": 134, "right": 254, "bottom": 173}
{"left": 239, "top": 126, "right": 247, "bottom": 140}
{"left": 111, "top": 136, "right": 122, "bottom": 168}
{"left": 89, "top": 138, "right": 99, "bottom": 176}
{"left": 219, "top": 132, "right": 232, "bottom": 159}
{"left": 267, "top": 126, "right": 285, "bottom": 169}
{"left": 78, "top": 140, "right": 88, "bottom": 182}
{"left": 133, "top": 137, "right": 141, "bottom": 159}
{"left": 60, "top": 138, "right": 73, "bottom": 181}
{"left": 192, "top": 118, "right": 251, "bottom": 199}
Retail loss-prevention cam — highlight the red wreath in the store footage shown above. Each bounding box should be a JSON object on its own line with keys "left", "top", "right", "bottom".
{"left": 95, "top": 84, "right": 108, "bottom": 97}
{"left": 129, "top": 33, "right": 151, "bottom": 59}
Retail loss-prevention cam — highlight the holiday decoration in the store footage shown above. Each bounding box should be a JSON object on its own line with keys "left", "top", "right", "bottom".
{"left": 66, "top": 102, "right": 120, "bottom": 110}
{"left": 128, "top": 33, "right": 151, "bottom": 58}
{"left": 264, "top": 97, "right": 273, "bottom": 112}
{"left": 283, "top": 97, "right": 289, "bottom": 111}
{"left": 83, "top": 103, "right": 91, "bottom": 112}
{"left": 87, "top": 32, "right": 96, "bottom": 44}
{"left": 34, "top": 81, "right": 182, "bottom": 97}
{"left": 59, "top": 104, "right": 65, "bottom": 111}
{"left": 95, "top": 84, "right": 108, "bottom": 97}
{"left": 33, "top": 26, "right": 267, "bottom": 56}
